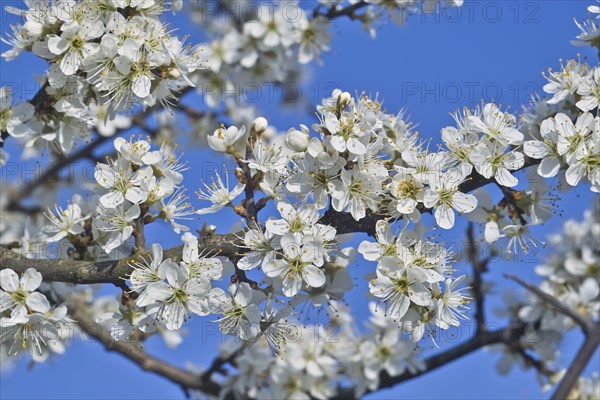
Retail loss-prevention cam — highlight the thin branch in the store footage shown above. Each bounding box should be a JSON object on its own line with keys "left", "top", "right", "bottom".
{"left": 510, "top": 344, "right": 555, "bottom": 378}
{"left": 331, "top": 322, "right": 529, "bottom": 399}
{"left": 504, "top": 273, "right": 592, "bottom": 332}
{"left": 200, "top": 345, "right": 246, "bottom": 384}
{"left": 317, "top": 1, "right": 368, "bottom": 20}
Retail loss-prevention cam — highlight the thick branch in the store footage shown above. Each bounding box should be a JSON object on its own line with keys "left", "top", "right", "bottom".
{"left": 552, "top": 323, "right": 600, "bottom": 400}
{"left": 320, "top": 156, "right": 541, "bottom": 237}
{"left": 0, "top": 233, "right": 241, "bottom": 285}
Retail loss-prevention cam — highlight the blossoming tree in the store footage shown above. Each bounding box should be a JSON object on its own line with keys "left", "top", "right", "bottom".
{"left": 0, "top": 0, "right": 599, "bottom": 399}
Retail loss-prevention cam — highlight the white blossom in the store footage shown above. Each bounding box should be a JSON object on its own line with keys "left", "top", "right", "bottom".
{"left": 423, "top": 170, "right": 477, "bottom": 229}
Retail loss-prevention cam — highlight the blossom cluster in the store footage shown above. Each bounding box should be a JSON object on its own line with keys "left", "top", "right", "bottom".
{"left": 524, "top": 112, "right": 599, "bottom": 192}
{"left": 103, "top": 240, "right": 222, "bottom": 333}
{"left": 214, "top": 301, "right": 424, "bottom": 399}
{"left": 0, "top": 268, "right": 71, "bottom": 362}
{"left": 203, "top": 89, "right": 482, "bottom": 230}
{"left": 42, "top": 136, "right": 193, "bottom": 255}
{"left": 239, "top": 202, "right": 353, "bottom": 301}
{"left": 359, "top": 220, "right": 470, "bottom": 341}
{"left": 191, "top": 0, "right": 464, "bottom": 108}
{"left": 1, "top": 0, "right": 201, "bottom": 158}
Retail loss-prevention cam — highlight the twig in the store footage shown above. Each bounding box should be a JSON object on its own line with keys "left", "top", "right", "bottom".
{"left": 317, "top": 1, "right": 368, "bottom": 20}
{"left": 132, "top": 205, "right": 148, "bottom": 252}
{"left": 331, "top": 322, "right": 529, "bottom": 399}
{"left": 512, "top": 345, "right": 555, "bottom": 378}
{"left": 504, "top": 273, "right": 592, "bottom": 332}
{"left": 200, "top": 345, "right": 245, "bottom": 383}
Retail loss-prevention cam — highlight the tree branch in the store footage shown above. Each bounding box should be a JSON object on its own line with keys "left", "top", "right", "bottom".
{"left": 0, "top": 232, "right": 241, "bottom": 286}
{"left": 504, "top": 273, "right": 592, "bottom": 332}
{"left": 316, "top": 1, "right": 368, "bottom": 20}
{"left": 552, "top": 323, "right": 600, "bottom": 400}
{"left": 320, "top": 156, "right": 541, "bottom": 237}
{"left": 467, "top": 223, "right": 489, "bottom": 332}
{"left": 505, "top": 273, "right": 600, "bottom": 399}
{"left": 67, "top": 298, "right": 221, "bottom": 396}
{"left": 332, "top": 322, "right": 529, "bottom": 399}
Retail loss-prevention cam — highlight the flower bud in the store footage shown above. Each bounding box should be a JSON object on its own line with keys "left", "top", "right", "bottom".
{"left": 337, "top": 91, "right": 352, "bottom": 110}
{"left": 251, "top": 117, "right": 268, "bottom": 135}
{"left": 207, "top": 125, "right": 247, "bottom": 155}
{"left": 235, "top": 167, "right": 246, "bottom": 183}
{"left": 285, "top": 125, "right": 310, "bottom": 152}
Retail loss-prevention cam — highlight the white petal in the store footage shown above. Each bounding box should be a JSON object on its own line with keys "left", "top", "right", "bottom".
{"left": 99, "top": 190, "right": 124, "bottom": 208}
{"left": 422, "top": 189, "right": 440, "bottom": 208}
{"left": 495, "top": 168, "right": 518, "bottom": 187}
{"left": 237, "top": 252, "right": 263, "bottom": 271}
{"left": 434, "top": 204, "right": 455, "bottom": 229}
{"left": 124, "top": 204, "right": 141, "bottom": 220}
{"left": 579, "top": 278, "right": 599, "bottom": 303}
{"left": 409, "top": 284, "right": 431, "bottom": 306}
{"left": 346, "top": 138, "right": 367, "bottom": 155}
{"left": 484, "top": 221, "right": 500, "bottom": 243}
{"left": 125, "top": 186, "right": 148, "bottom": 204}
{"left": 25, "top": 292, "right": 51, "bottom": 313}
{"left": 358, "top": 241, "right": 382, "bottom": 261}
{"left": 451, "top": 192, "right": 477, "bottom": 213}
{"left": 132, "top": 74, "right": 151, "bottom": 98}
{"left": 565, "top": 162, "right": 586, "bottom": 186}
{"left": 60, "top": 51, "right": 81, "bottom": 75}
{"left": 20, "top": 268, "right": 42, "bottom": 291}
{"left": 145, "top": 282, "right": 172, "bottom": 302}
{"left": 538, "top": 156, "right": 561, "bottom": 178}
{"left": 265, "top": 219, "right": 288, "bottom": 235}
{"left": 555, "top": 113, "right": 575, "bottom": 138}
{"left": 0, "top": 269, "right": 19, "bottom": 292}
{"left": 523, "top": 140, "right": 550, "bottom": 159}
{"left": 47, "top": 35, "right": 69, "bottom": 55}
{"left": 282, "top": 274, "right": 302, "bottom": 297}
{"left": 182, "top": 238, "right": 198, "bottom": 264}
{"left": 302, "top": 265, "right": 326, "bottom": 288}
{"left": 262, "top": 259, "right": 287, "bottom": 278}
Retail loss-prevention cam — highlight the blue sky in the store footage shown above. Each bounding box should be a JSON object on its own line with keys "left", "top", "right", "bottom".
{"left": 1, "top": 1, "right": 599, "bottom": 399}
